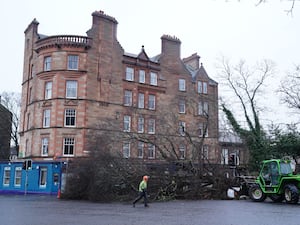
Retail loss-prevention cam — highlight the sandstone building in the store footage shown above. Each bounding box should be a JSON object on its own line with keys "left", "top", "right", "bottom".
{"left": 19, "top": 10, "right": 220, "bottom": 164}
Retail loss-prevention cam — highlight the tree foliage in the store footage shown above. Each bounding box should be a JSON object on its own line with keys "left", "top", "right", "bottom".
{"left": 268, "top": 124, "right": 300, "bottom": 159}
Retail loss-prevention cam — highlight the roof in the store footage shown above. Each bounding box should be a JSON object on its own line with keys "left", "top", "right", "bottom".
{"left": 185, "top": 63, "right": 218, "bottom": 85}
{"left": 219, "top": 131, "right": 243, "bottom": 143}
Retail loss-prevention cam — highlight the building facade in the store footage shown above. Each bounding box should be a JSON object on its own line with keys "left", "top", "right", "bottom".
{"left": 19, "top": 11, "right": 219, "bottom": 164}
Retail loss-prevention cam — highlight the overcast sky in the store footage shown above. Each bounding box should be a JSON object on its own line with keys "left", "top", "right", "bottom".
{"left": 1, "top": 0, "right": 299, "bottom": 125}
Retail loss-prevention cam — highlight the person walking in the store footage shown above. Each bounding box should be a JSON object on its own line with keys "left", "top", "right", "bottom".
{"left": 133, "top": 175, "right": 149, "bottom": 207}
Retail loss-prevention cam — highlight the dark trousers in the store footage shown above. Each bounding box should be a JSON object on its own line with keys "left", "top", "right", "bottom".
{"left": 133, "top": 191, "right": 148, "bottom": 206}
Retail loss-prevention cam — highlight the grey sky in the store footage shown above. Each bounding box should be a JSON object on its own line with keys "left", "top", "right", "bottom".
{"left": 1, "top": 0, "right": 299, "bottom": 125}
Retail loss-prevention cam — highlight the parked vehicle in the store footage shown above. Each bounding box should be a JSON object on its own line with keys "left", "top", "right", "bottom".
{"left": 249, "top": 159, "right": 300, "bottom": 204}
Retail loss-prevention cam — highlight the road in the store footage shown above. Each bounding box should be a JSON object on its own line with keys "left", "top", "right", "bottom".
{"left": 0, "top": 195, "right": 299, "bottom": 225}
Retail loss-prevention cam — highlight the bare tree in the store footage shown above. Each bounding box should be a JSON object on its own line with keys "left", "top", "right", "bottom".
{"left": 217, "top": 57, "right": 275, "bottom": 169}
{"left": 0, "top": 92, "right": 21, "bottom": 155}
{"left": 243, "top": 0, "right": 298, "bottom": 14}
{"left": 278, "top": 65, "right": 300, "bottom": 112}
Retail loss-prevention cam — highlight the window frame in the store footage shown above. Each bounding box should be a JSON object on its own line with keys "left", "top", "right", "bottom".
{"left": 66, "top": 80, "right": 78, "bottom": 99}
{"left": 150, "top": 72, "right": 157, "bottom": 86}
{"left": 179, "top": 144, "right": 186, "bottom": 160}
{"left": 14, "top": 167, "right": 22, "bottom": 187}
{"left": 64, "top": 109, "right": 76, "bottom": 127}
{"left": 44, "top": 56, "right": 52, "bottom": 71}
{"left": 125, "top": 67, "right": 134, "bottom": 81}
{"left": 139, "top": 70, "right": 145, "bottom": 83}
{"left": 123, "top": 142, "right": 130, "bottom": 158}
{"left": 63, "top": 137, "right": 75, "bottom": 156}
{"left": 67, "top": 55, "right": 79, "bottom": 70}
{"left": 138, "top": 141, "right": 144, "bottom": 158}
{"left": 45, "top": 81, "right": 52, "bottom": 100}
{"left": 203, "top": 101, "right": 209, "bottom": 115}
{"left": 179, "top": 121, "right": 186, "bottom": 136}
{"left": 124, "top": 90, "right": 133, "bottom": 106}
{"left": 138, "top": 116, "right": 144, "bottom": 133}
{"left": 148, "top": 94, "right": 156, "bottom": 110}
{"left": 123, "top": 115, "right": 131, "bottom": 132}
{"left": 203, "top": 82, "right": 208, "bottom": 94}
{"left": 179, "top": 99, "right": 186, "bottom": 114}
{"left": 41, "top": 137, "right": 49, "bottom": 156}
{"left": 179, "top": 79, "right": 186, "bottom": 91}
{"left": 3, "top": 167, "right": 10, "bottom": 186}
{"left": 148, "top": 144, "right": 155, "bottom": 159}
{"left": 43, "top": 109, "right": 51, "bottom": 128}
{"left": 197, "top": 81, "right": 202, "bottom": 93}
{"left": 138, "top": 93, "right": 145, "bottom": 109}
{"left": 199, "top": 122, "right": 208, "bottom": 137}
{"left": 221, "top": 148, "right": 229, "bottom": 165}
{"left": 148, "top": 118, "right": 155, "bottom": 134}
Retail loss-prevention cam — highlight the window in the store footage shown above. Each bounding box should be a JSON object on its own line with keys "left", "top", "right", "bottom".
{"left": 198, "top": 101, "right": 208, "bottom": 116}
{"left": 14, "top": 167, "right": 22, "bottom": 187}
{"left": 202, "top": 145, "right": 209, "bottom": 159}
{"left": 63, "top": 138, "right": 75, "bottom": 156}
{"left": 221, "top": 149, "right": 229, "bottom": 165}
{"left": 123, "top": 115, "right": 131, "bottom": 132}
{"left": 150, "top": 72, "right": 157, "bottom": 86}
{"left": 65, "top": 109, "right": 76, "bottom": 127}
{"left": 124, "top": 90, "right": 133, "bottom": 106}
{"left": 138, "top": 116, "right": 144, "bottom": 133}
{"left": 138, "top": 141, "right": 144, "bottom": 158}
{"left": 179, "top": 99, "right": 185, "bottom": 113}
{"left": 43, "top": 109, "right": 51, "bottom": 128}
{"left": 203, "top": 82, "right": 208, "bottom": 94}
{"left": 179, "top": 79, "right": 186, "bottom": 91}
{"left": 123, "top": 142, "right": 130, "bottom": 158}
{"left": 138, "top": 93, "right": 144, "bottom": 108}
{"left": 68, "top": 55, "right": 78, "bottom": 70}
{"left": 41, "top": 138, "right": 49, "bottom": 156}
{"left": 198, "top": 102, "right": 203, "bottom": 115}
{"left": 45, "top": 81, "right": 52, "bottom": 99}
{"left": 126, "top": 67, "right": 134, "bottom": 81}
{"left": 39, "top": 167, "right": 47, "bottom": 188}
{"left": 148, "top": 118, "right": 155, "bottom": 134}
{"left": 148, "top": 94, "right": 155, "bottom": 110}
{"left": 179, "top": 121, "right": 186, "bottom": 136}
{"left": 148, "top": 144, "right": 155, "bottom": 159}
{"left": 139, "top": 70, "right": 145, "bottom": 83}
{"left": 197, "top": 81, "right": 202, "bottom": 93}
{"left": 199, "top": 123, "right": 208, "bottom": 137}
{"left": 179, "top": 144, "right": 186, "bottom": 159}
{"left": 197, "top": 81, "right": 207, "bottom": 94}
{"left": 66, "top": 80, "right": 77, "bottom": 98}
{"left": 44, "top": 56, "right": 51, "bottom": 71}
{"left": 3, "top": 167, "right": 10, "bottom": 186}
{"left": 203, "top": 102, "right": 209, "bottom": 115}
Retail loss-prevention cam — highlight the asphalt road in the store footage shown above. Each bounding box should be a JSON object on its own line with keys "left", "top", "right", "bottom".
{"left": 0, "top": 195, "right": 299, "bottom": 225}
